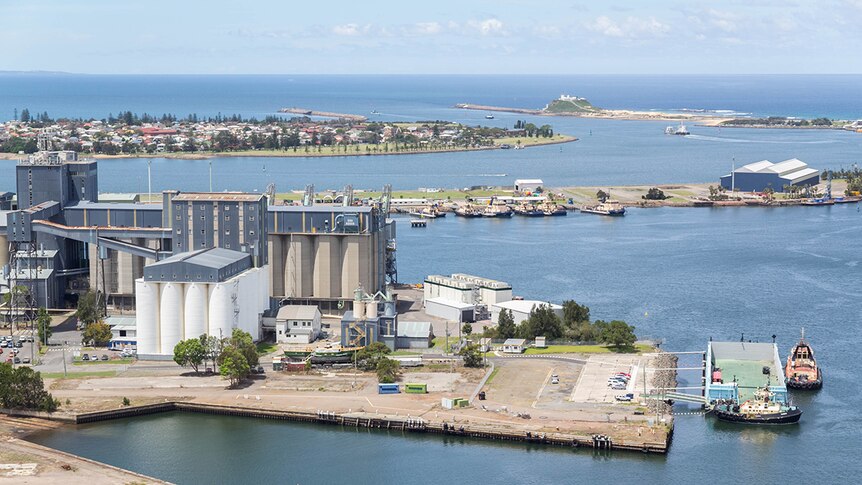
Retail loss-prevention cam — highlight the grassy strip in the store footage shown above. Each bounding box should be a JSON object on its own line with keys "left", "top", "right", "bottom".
{"left": 484, "top": 367, "right": 500, "bottom": 385}
{"left": 41, "top": 370, "right": 117, "bottom": 379}
{"left": 524, "top": 344, "right": 653, "bottom": 355}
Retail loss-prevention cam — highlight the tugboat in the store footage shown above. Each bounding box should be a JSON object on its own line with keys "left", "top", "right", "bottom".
{"left": 712, "top": 387, "right": 802, "bottom": 425}
{"left": 540, "top": 200, "right": 567, "bottom": 216}
{"left": 580, "top": 199, "right": 626, "bottom": 216}
{"left": 665, "top": 122, "right": 690, "bottom": 136}
{"left": 482, "top": 197, "right": 514, "bottom": 218}
{"left": 785, "top": 328, "right": 823, "bottom": 390}
{"left": 454, "top": 204, "right": 482, "bottom": 218}
{"left": 485, "top": 114, "right": 495, "bottom": 120}
{"left": 513, "top": 203, "right": 544, "bottom": 217}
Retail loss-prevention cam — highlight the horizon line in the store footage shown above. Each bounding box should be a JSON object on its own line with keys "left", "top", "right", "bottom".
{"left": 2, "top": 71, "right": 862, "bottom": 77}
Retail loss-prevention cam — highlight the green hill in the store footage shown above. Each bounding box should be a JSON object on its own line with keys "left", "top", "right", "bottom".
{"left": 543, "top": 97, "right": 600, "bottom": 114}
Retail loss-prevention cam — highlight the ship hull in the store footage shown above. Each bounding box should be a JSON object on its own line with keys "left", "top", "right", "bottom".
{"left": 483, "top": 212, "right": 513, "bottom": 218}
{"left": 786, "top": 369, "right": 823, "bottom": 390}
{"left": 581, "top": 208, "right": 625, "bottom": 216}
{"left": 713, "top": 407, "right": 802, "bottom": 425}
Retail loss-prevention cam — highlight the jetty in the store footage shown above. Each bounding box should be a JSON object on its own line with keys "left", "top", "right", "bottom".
{"left": 279, "top": 107, "right": 367, "bottom": 121}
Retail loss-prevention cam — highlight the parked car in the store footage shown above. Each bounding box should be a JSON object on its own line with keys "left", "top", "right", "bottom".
{"left": 550, "top": 374, "right": 560, "bottom": 384}
{"left": 22, "top": 357, "right": 30, "bottom": 364}
{"left": 82, "top": 354, "right": 90, "bottom": 361}
{"left": 15, "top": 341, "right": 23, "bottom": 348}
{"left": 13, "top": 357, "right": 20, "bottom": 364}
{"left": 611, "top": 382, "right": 627, "bottom": 390}
{"left": 615, "top": 393, "right": 634, "bottom": 402}
{"left": 101, "top": 355, "right": 109, "bottom": 361}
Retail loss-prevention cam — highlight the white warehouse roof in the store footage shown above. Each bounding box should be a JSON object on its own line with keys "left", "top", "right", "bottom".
{"left": 494, "top": 300, "right": 562, "bottom": 314}
{"left": 277, "top": 305, "right": 320, "bottom": 320}
{"left": 514, "top": 179, "right": 544, "bottom": 185}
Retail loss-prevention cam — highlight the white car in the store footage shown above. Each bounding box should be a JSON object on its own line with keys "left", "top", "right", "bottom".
{"left": 611, "top": 383, "right": 627, "bottom": 390}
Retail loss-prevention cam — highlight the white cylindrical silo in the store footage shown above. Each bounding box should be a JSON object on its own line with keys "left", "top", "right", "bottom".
{"left": 159, "top": 282, "right": 185, "bottom": 354}
{"left": 184, "top": 283, "right": 209, "bottom": 341}
{"left": 208, "top": 283, "right": 232, "bottom": 339}
{"left": 366, "top": 301, "right": 378, "bottom": 319}
{"left": 259, "top": 265, "right": 270, "bottom": 309}
{"left": 353, "top": 299, "right": 365, "bottom": 320}
{"left": 135, "top": 279, "right": 160, "bottom": 355}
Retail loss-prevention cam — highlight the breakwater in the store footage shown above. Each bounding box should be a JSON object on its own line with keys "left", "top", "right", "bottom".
{"left": 69, "top": 402, "right": 669, "bottom": 454}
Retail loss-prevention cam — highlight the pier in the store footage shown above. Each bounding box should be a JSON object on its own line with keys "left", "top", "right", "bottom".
{"left": 279, "top": 107, "right": 367, "bottom": 121}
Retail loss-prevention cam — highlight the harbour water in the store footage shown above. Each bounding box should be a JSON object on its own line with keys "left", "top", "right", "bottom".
{"left": 8, "top": 75, "right": 862, "bottom": 482}
{"left": 27, "top": 205, "right": 862, "bottom": 484}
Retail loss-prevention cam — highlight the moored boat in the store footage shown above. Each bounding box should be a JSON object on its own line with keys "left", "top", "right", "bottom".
{"left": 310, "top": 347, "right": 358, "bottom": 364}
{"left": 513, "top": 203, "right": 544, "bottom": 217}
{"left": 801, "top": 198, "right": 835, "bottom": 206}
{"left": 581, "top": 199, "right": 626, "bottom": 216}
{"left": 454, "top": 204, "right": 482, "bottom": 217}
{"left": 712, "top": 387, "right": 802, "bottom": 425}
{"left": 785, "top": 328, "right": 823, "bottom": 390}
{"left": 539, "top": 200, "right": 567, "bottom": 216}
{"left": 482, "top": 197, "right": 514, "bottom": 218}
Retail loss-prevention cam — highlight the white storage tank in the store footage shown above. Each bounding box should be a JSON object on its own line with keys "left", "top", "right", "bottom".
{"left": 135, "top": 279, "right": 160, "bottom": 355}
{"left": 184, "top": 283, "right": 209, "bottom": 340}
{"left": 159, "top": 282, "right": 185, "bottom": 353}
{"left": 208, "top": 283, "right": 233, "bottom": 339}
{"left": 366, "top": 301, "right": 378, "bottom": 319}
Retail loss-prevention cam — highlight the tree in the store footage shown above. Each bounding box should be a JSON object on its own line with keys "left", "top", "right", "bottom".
{"left": 82, "top": 322, "right": 112, "bottom": 347}
{"left": 596, "top": 190, "right": 609, "bottom": 202}
{"left": 219, "top": 346, "right": 250, "bottom": 387}
{"left": 199, "top": 334, "right": 222, "bottom": 371}
{"left": 0, "top": 363, "right": 58, "bottom": 412}
{"left": 461, "top": 322, "right": 473, "bottom": 336}
{"left": 173, "top": 338, "right": 206, "bottom": 374}
{"left": 599, "top": 320, "right": 637, "bottom": 349}
{"left": 355, "top": 342, "right": 390, "bottom": 371}
{"left": 75, "top": 291, "right": 102, "bottom": 327}
{"left": 643, "top": 188, "right": 667, "bottom": 200}
{"left": 517, "top": 304, "right": 563, "bottom": 340}
{"left": 20, "top": 108, "right": 31, "bottom": 123}
{"left": 459, "top": 344, "right": 483, "bottom": 368}
{"left": 562, "top": 300, "right": 590, "bottom": 328}
{"left": 496, "top": 309, "right": 517, "bottom": 339}
{"left": 36, "top": 307, "right": 52, "bottom": 345}
{"left": 375, "top": 358, "right": 400, "bottom": 383}
{"left": 229, "top": 328, "right": 259, "bottom": 367}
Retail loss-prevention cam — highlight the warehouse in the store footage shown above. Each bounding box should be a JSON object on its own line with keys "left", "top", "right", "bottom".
{"left": 275, "top": 305, "right": 321, "bottom": 344}
{"left": 491, "top": 300, "right": 563, "bottom": 325}
{"left": 135, "top": 247, "right": 270, "bottom": 357}
{"left": 424, "top": 297, "right": 475, "bottom": 323}
{"left": 720, "top": 159, "right": 820, "bottom": 192}
{"left": 423, "top": 273, "right": 512, "bottom": 321}
{"left": 396, "top": 321, "right": 434, "bottom": 349}
{"left": 513, "top": 179, "right": 544, "bottom": 194}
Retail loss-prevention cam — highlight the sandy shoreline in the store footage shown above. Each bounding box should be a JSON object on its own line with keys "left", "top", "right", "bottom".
{"left": 0, "top": 136, "right": 577, "bottom": 161}
{"left": 456, "top": 103, "right": 730, "bottom": 124}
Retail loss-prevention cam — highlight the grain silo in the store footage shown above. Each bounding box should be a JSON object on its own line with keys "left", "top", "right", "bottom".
{"left": 135, "top": 247, "right": 270, "bottom": 357}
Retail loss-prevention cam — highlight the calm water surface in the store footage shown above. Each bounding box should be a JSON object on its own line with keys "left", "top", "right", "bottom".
{"left": 28, "top": 205, "right": 862, "bottom": 484}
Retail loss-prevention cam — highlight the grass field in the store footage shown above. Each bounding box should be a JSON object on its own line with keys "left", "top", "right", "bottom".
{"left": 256, "top": 341, "right": 280, "bottom": 355}
{"left": 524, "top": 344, "right": 653, "bottom": 355}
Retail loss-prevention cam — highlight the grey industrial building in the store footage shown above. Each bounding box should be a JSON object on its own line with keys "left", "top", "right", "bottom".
{"left": 0, "top": 151, "right": 397, "bottom": 324}
{"left": 720, "top": 159, "right": 820, "bottom": 193}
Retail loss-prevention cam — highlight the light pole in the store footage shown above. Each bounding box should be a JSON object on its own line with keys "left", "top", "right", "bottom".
{"left": 147, "top": 159, "right": 152, "bottom": 203}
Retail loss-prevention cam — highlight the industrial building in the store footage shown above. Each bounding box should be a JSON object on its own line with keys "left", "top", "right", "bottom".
{"left": 275, "top": 305, "right": 322, "bottom": 344}
{"left": 705, "top": 341, "right": 789, "bottom": 404}
{"left": 423, "top": 273, "right": 512, "bottom": 322}
{"left": 491, "top": 300, "right": 563, "bottom": 325}
{"left": 513, "top": 179, "right": 544, "bottom": 193}
{"left": 720, "top": 159, "right": 820, "bottom": 192}
{"left": 1, "top": 150, "right": 397, "bottom": 355}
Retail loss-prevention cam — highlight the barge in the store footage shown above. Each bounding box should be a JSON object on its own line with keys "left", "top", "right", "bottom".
{"left": 705, "top": 341, "right": 800, "bottom": 425}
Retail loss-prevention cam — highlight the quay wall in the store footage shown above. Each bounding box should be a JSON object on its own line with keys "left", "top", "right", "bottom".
{"left": 69, "top": 401, "right": 670, "bottom": 454}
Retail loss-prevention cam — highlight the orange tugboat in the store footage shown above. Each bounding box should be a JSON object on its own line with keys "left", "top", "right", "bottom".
{"left": 785, "top": 328, "right": 822, "bottom": 390}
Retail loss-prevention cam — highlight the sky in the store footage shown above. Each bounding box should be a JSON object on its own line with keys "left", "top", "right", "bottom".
{"left": 2, "top": 0, "right": 862, "bottom": 74}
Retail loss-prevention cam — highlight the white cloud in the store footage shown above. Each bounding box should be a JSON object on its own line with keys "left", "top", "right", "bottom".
{"left": 332, "top": 23, "right": 368, "bottom": 36}
{"left": 587, "top": 15, "right": 669, "bottom": 39}
{"left": 467, "top": 18, "right": 505, "bottom": 36}
{"left": 414, "top": 22, "right": 442, "bottom": 35}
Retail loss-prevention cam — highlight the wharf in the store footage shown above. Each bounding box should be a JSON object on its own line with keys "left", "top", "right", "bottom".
{"left": 35, "top": 401, "right": 669, "bottom": 454}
